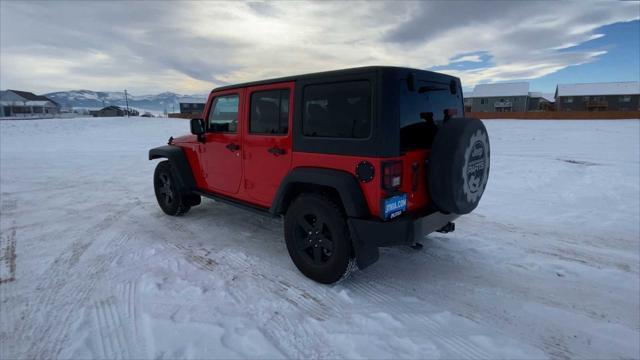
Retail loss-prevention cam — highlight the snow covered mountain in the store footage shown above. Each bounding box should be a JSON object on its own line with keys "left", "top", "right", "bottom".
{"left": 44, "top": 90, "right": 206, "bottom": 112}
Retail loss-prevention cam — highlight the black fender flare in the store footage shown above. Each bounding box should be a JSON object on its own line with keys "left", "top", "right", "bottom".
{"left": 148, "top": 145, "right": 196, "bottom": 192}
{"left": 270, "top": 167, "right": 378, "bottom": 269}
{"left": 270, "top": 167, "right": 369, "bottom": 218}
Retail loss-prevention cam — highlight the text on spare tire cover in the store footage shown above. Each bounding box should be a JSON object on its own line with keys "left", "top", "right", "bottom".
{"left": 462, "top": 129, "right": 489, "bottom": 203}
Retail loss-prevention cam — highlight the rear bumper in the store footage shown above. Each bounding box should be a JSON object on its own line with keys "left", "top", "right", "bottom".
{"left": 347, "top": 211, "right": 459, "bottom": 269}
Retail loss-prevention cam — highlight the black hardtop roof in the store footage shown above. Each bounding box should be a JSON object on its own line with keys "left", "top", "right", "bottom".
{"left": 211, "top": 66, "right": 458, "bottom": 93}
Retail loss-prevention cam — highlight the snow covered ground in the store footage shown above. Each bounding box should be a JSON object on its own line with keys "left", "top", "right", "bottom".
{"left": 1, "top": 117, "right": 638, "bottom": 359}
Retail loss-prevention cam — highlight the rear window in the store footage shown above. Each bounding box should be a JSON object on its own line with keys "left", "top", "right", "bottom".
{"left": 302, "top": 81, "right": 371, "bottom": 138}
{"left": 400, "top": 80, "right": 462, "bottom": 150}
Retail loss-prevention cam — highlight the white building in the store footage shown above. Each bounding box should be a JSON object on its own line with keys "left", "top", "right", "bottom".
{"left": 1, "top": 90, "right": 60, "bottom": 118}
{"left": 555, "top": 82, "right": 640, "bottom": 111}
{"left": 465, "top": 82, "right": 530, "bottom": 112}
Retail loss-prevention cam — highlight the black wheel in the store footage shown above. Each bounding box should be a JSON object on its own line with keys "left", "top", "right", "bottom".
{"left": 154, "top": 160, "right": 191, "bottom": 216}
{"left": 284, "top": 194, "right": 356, "bottom": 284}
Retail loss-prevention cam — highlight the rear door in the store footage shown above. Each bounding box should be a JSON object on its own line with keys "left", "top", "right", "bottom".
{"left": 201, "top": 89, "right": 244, "bottom": 194}
{"left": 243, "top": 82, "right": 294, "bottom": 206}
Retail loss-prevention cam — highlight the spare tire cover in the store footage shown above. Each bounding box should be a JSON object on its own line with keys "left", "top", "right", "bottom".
{"left": 427, "top": 118, "right": 490, "bottom": 214}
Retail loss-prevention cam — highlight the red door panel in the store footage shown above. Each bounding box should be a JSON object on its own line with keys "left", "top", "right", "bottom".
{"left": 243, "top": 82, "right": 294, "bottom": 206}
{"left": 200, "top": 90, "right": 244, "bottom": 195}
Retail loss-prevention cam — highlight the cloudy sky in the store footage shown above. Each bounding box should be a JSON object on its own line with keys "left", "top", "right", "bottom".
{"left": 1, "top": 1, "right": 638, "bottom": 95}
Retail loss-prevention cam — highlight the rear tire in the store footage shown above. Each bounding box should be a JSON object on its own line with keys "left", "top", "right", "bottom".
{"left": 154, "top": 160, "right": 191, "bottom": 216}
{"left": 284, "top": 193, "right": 356, "bottom": 284}
{"left": 428, "top": 117, "right": 490, "bottom": 214}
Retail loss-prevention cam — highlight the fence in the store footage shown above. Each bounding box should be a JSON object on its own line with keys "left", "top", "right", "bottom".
{"left": 168, "top": 112, "right": 202, "bottom": 119}
{"left": 466, "top": 111, "right": 640, "bottom": 120}
{"left": 0, "top": 113, "right": 81, "bottom": 120}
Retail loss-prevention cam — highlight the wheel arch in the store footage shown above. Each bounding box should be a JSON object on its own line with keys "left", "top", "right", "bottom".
{"left": 149, "top": 145, "right": 197, "bottom": 192}
{"left": 270, "top": 167, "right": 370, "bottom": 218}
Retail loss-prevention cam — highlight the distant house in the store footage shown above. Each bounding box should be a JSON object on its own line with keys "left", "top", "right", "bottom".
{"left": 528, "top": 92, "right": 555, "bottom": 111}
{"left": 466, "top": 83, "right": 530, "bottom": 112}
{"left": 463, "top": 91, "right": 473, "bottom": 112}
{"left": 179, "top": 101, "right": 205, "bottom": 117}
{"left": 90, "top": 106, "right": 139, "bottom": 117}
{"left": 0, "top": 90, "right": 60, "bottom": 117}
{"left": 555, "top": 82, "right": 640, "bottom": 111}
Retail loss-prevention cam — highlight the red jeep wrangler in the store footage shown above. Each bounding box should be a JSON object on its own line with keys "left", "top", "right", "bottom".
{"left": 149, "top": 66, "right": 490, "bottom": 283}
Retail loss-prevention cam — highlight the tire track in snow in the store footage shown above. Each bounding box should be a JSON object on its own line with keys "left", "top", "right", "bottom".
{"left": 12, "top": 199, "right": 138, "bottom": 359}
{"left": 216, "top": 248, "right": 342, "bottom": 321}
{"left": 361, "top": 267, "right": 498, "bottom": 359}
{"left": 383, "top": 225, "right": 625, "bottom": 359}
{"left": 92, "top": 297, "right": 133, "bottom": 359}
{"left": 24, "top": 208, "right": 127, "bottom": 307}
{"left": 470, "top": 217, "right": 638, "bottom": 274}
{"left": 148, "top": 210, "right": 344, "bottom": 322}
{"left": 24, "top": 233, "right": 131, "bottom": 359}
{"left": 0, "top": 194, "right": 18, "bottom": 212}
{"left": 260, "top": 311, "right": 337, "bottom": 359}
{"left": 145, "top": 202, "right": 492, "bottom": 357}
{"left": 92, "top": 302, "right": 111, "bottom": 359}
{"left": 542, "top": 335, "right": 572, "bottom": 360}
{"left": 347, "top": 273, "right": 493, "bottom": 359}
{"left": 0, "top": 221, "right": 17, "bottom": 284}
{"left": 120, "top": 280, "right": 140, "bottom": 338}
{"left": 175, "top": 239, "right": 337, "bottom": 322}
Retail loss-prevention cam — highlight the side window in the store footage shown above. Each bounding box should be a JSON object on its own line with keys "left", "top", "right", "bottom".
{"left": 208, "top": 94, "right": 239, "bottom": 133}
{"left": 302, "top": 81, "right": 371, "bottom": 138}
{"left": 249, "top": 89, "right": 290, "bottom": 135}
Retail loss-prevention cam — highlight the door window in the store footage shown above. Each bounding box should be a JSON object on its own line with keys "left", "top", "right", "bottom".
{"left": 249, "top": 89, "right": 290, "bottom": 135}
{"left": 208, "top": 94, "right": 239, "bottom": 133}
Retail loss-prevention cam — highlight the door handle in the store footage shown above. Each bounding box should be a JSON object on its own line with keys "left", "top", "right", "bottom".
{"left": 226, "top": 143, "right": 240, "bottom": 152}
{"left": 268, "top": 147, "right": 286, "bottom": 156}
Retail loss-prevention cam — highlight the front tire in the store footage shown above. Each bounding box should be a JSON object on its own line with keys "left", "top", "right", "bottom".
{"left": 154, "top": 160, "right": 191, "bottom": 216}
{"left": 284, "top": 194, "right": 356, "bottom": 284}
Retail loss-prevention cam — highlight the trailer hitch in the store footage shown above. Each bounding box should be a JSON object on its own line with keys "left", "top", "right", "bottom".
{"left": 436, "top": 222, "right": 455, "bottom": 233}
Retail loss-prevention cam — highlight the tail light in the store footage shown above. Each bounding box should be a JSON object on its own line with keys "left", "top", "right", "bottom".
{"left": 381, "top": 160, "right": 402, "bottom": 191}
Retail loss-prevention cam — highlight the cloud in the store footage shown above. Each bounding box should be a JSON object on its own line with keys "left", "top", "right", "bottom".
{"left": 0, "top": 1, "right": 638, "bottom": 94}
{"left": 451, "top": 55, "right": 484, "bottom": 63}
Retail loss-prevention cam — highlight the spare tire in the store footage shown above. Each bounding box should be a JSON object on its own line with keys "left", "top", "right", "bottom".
{"left": 427, "top": 118, "right": 490, "bottom": 214}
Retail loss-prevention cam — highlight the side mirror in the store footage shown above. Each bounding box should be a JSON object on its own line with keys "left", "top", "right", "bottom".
{"left": 190, "top": 118, "right": 205, "bottom": 142}
{"left": 190, "top": 118, "right": 205, "bottom": 135}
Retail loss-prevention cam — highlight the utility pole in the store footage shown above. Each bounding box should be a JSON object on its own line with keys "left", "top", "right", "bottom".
{"left": 124, "top": 89, "right": 130, "bottom": 117}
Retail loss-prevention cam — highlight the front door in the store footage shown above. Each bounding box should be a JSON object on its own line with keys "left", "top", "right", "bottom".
{"left": 243, "top": 82, "right": 294, "bottom": 206}
{"left": 201, "top": 90, "right": 243, "bottom": 194}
